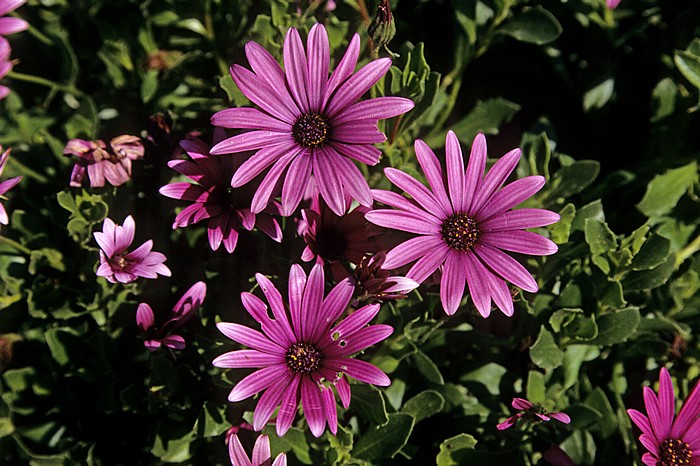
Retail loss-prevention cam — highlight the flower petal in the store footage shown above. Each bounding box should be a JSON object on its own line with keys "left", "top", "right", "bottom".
{"left": 322, "top": 34, "right": 360, "bottom": 109}
{"left": 325, "top": 58, "right": 392, "bottom": 118}
{"left": 440, "top": 251, "right": 467, "bottom": 315}
{"left": 228, "top": 364, "right": 287, "bottom": 402}
{"left": 414, "top": 139, "right": 452, "bottom": 214}
{"left": 324, "top": 358, "right": 390, "bottom": 386}
{"left": 213, "top": 349, "right": 285, "bottom": 368}
{"left": 306, "top": 23, "right": 330, "bottom": 111}
{"left": 332, "top": 96, "right": 415, "bottom": 126}
{"left": 301, "top": 377, "right": 326, "bottom": 438}
{"left": 216, "top": 322, "right": 285, "bottom": 355}
{"left": 211, "top": 107, "right": 290, "bottom": 132}
{"left": 480, "top": 230, "right": 558, "bottom": 256}
{"left": 253, "top": 373, "right": 294, "bottom": 431}
{"left": 473, "top": 243, "right": 538, "bottom": 293}
{"left": 480, "top": 208, "right": 561, "bottom": 231}
{"left": 283, "top": 28, "right": 310, "bottom": 112}
{"left": 364, "top": 209, "right": 441, "bottom": 235}
{"left": 210, "top": 130, "right": 292, "bottom": 155}
{"left": 385, "top": 167, "right": 447, "bottom": 217}
{"left": 470, "top": 148, "right": 521, "bottom": 215}
{"left": 228, "top": 434, "right": 253, "bottom": 466}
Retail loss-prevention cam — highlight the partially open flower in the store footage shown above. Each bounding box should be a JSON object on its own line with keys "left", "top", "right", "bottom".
{"left": 497, "top": 397, "right": 570, "bottom": 430}
{"left": 228, "top": 434, "right": 286, "bottom": 466}
{"left": 64, "top": 135, "right": 145, "bottom": 188}
{"left": 351, "top": 252, "right": 418, "bottom": 306}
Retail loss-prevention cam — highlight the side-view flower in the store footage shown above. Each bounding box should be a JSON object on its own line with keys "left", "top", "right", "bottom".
{"left": 64, "top": 135, "right": 145, "bottom": 188}
{"left": 210, "top": 22, "right": 414, "bottom": 216}
{"left": 366, "top": 131, "right": 559, "bottom": 317}
{"left": 136, "top": 281, "right": 206, "bottom": 351}
{"left": 213, "top": 263, "right": 392, "bottom": 438}
{"left": 0, "top": 0, "right": 28, "bottom": 37}
{"left": 0, "top": 145, "right": 21, "bottom": 224}
{"left": 627, "top": 367, "right": 700, "bottom": 466}
{"left": 94, "top": 215, "right": 171, "bottom": 284}
{"left": 229, "top": 434, "right": 286, "bottom": 466}
{"left": 159, "top": 135, "right": 282, "bottom": 253}
{"left": 497, "top": 397, "right": 571, "bottom": 430}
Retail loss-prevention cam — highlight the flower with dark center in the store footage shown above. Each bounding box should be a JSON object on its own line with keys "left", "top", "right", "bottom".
{"left": 94, "top": 215, "right": 171, "bottom": 284}
{"left": 628, "top": 367, "right": 700, "bottom": 466}
{"left": 213, "top": 263, "right": 393, "bottom": 438}
{"left": 159, "top": 134, "right": 282, "bottom": 253}
{"left": 210, "top": 23, "right": 414, "bottom": 216}
{"left": 366, "top": 131, "right": 560, "bottom": 316}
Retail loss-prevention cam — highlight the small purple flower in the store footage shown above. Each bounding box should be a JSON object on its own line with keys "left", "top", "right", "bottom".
{"left": 0, "top": 37, "right": 12, "bottom": 100}
{"left": 0, "top": 0, "right": 28, "bottom": 37}
{"left": 210, "top": 23, "right": 414, "bottom": 216}
{"left": 497, "top": 397, "right": 571, "bottom": 430}
{"left": 64, "top": 135, "right": 145, "bottom": 188}
{"left": 213, "top": 263, "right": 393, "bottom": 438}
{"left": 366, "top": 131, "right": 559, "bottom": 317}
{"left": 0, "top": 146, "right": 21, "bottom": 225}
{"left": 627, "top": 367, "right": 700, "bottom": 466}
{"left": 159, "top": 135, "right": 282, "bottom": 253}
{"left": 606, "top": 0, "right": 621, "bottom": 9}
{"left": 229, "top": 434, "right": 286, "bottom": 466}
{"left": 136, "top": 281, "right": 206, "bottom": 352}
{"left": 93, "top": 215, "right": 171, "bottom": 284}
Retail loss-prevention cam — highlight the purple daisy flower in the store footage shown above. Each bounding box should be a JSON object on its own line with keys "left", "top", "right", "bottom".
{"left": 627, "top": 367, "right": 700, "bottom": 466}
{"left": 0, "top": 37, "right": 13, "bottom": 100}
{"left": 229, "top": 434, "right": 286, "bottom": 466}
{"left": 210, "top": 23, "right": 414, "bottom": 216}
{"left": 136, "top": 281, "right": 206, "bottom": 352}
{"left": 213, "top": 263, "right": 393, "bottom": 438}
{"left": 606, "top": 0, "right": 621, "bottom": 9}
{"left": 64, "top": 135, "right": 145, "bottom": 188}
{"left": 159, "top": 135, "right": 282, "bottom": 253}
{"left": 365, "top": 131, "right": 560, "bottom": 317}
{"left": 93, "top": 215, "right": 171, "bottom": 284}
{"left": 0, "top": 0, "right": 28, "bottom": 37}
{"left": 497, "top": 397, "right": 570, "bottom": 430}
{"left": 0, "top": 146, "right": 22, "bottom": 225}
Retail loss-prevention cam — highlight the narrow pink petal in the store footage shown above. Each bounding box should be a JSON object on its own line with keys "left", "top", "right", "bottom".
{"left": 480, "top": 209, "right": 560, "bottom": 231}
{"left": 207, "top": 215, "right": 225, "bottom": 251}
{"left": 364, "top": 209, "right": 441, "bottom": 235}
{"left": 672, "top": 378, "right": 700, "bottom": 438}
{"left": 440, "top": 252, "right": 467, "bottom": 315}
{"left": 276, "top": 374, "right": 301, "bottom": 436}
{"left": 311, "top": 276, "right": 354, "bottom": 342}
{"left": 210, "top": 131, "right": 291, "bottom": 155}
{"left": 641, "top": 453, "right": 659, "bottom": 466}
{"left": 336, "top": 375, "right": 351, "bottom": 408}
{"left": 211, "top": 107, "right": 290, "bottom": 132}
{"left": 143, "top": 340, "right": 161, "bottom": 352}
{"left": 445, "top": 131, "right": 467, "bottom": 213}
{"left": 331, "top": 120, "right": 387, "bottom": 144}
{"left": 325, "top": 358, "right": 391, "bottom": 386}
{"left": 473, "top": 243, "right": 538, "bottom": 292}
{"left": 382, "top": 276, "right": 420, "bottom": 294}
{"left": 255, "top": 273, "right": 296, "bottom": 343}
{"left": 497, "top": 415, "right": 519, "bottom": 430}
{"left": 463, "top": 133, "right": 487, "bottom": 213}
{"left": 301, "top": 377, "right": 326, "bottom": 438}
{"left": 643, "top": 386, "right": 668, "bottom": 442}
{"left": 162, "top": 335, "right": 186, "bottom": 350}
{"left": 216, "top": 322, "right": 285, "bottom": 355}
{"left": 118, "top": 215, "right": 136, "bottom": 252}
{"left": 253, "top": 374, "right": 293, "bottom": 431}
{"left": 480, "top": 230, "right": 558, "bottom": 256}
{"left": 0, "top": 175, "right": 21, "bottom": 195}
{"left": 638, "top": 434, "right": 659, "bottom": 457}
{"left": 414, "top": 139, "right": 452, "bottom": 214}
{"left": 371, "top": 188, "right": 422, "bottom": 212}
{"left": 213, "top": 349, "right": 284, "bottom": 368}
{"left": 222, "top": 223, "right": 240, "bottom": 253}
{"left": 251, "top": 435, "right": 272, "bottom": 466}
{"left": 550, "top": 412, "right": 571, "bottom": 424}
{"left": 228, "top": 434, "right": 253, "bottom": 466}
{"left": 136, "top": 303, "right": 154, "bottom": 331}
{"left": 406, "top": 245, "right": 450, "bottom": 283}
{"left": 230, "top": 64, "right": 298, "bottom": 124}
{"left": 320, "top": 385, "right": 338, "bottom": 435}
{"left": 480, "top": 176, "right": 546, "bottom": 217}
{"left": 488, "top": 274, "right": 514, "bottom": 316}
{"left": 325, "top": 325, "right": 393, "bottom": 357}
{"left": 228, "top": 364, "right": 286, "bottom": 402}
{"left": 86, "top": 162, "right": 105, "bottom": 187}
{"left": 332, "top": 97, "right": 415, "bottom": 126}
{"left": 93, "top": 232, "right": 114, "bottom": 257}
{"left": 281, "top": 153, "right": 312, "bottom": 216}
{"left": 245, "top": 41, "right": 289, "bottom": 100}
{"left": 231, "top": 143, "right": 298, "bottom": 188}
{"left": 325, "top": 58, "right": 392, "bottom": 118}
{"left": 512, "top": 398, "right": 533, "bottom": 410}
{"left": 250, "top": 151, "right": 299, "bottom": 214}
{"left": 628, "top": 409, "right": 655, "bottom": 437}
{"left": 288, "top": 264, "right": 307, "bottom": 340}
{"left": 301, "top": 264, "right": 325, "bottom": 342}
{"left": 469, "top": 148, "right": 521, "bottom": 215}
{"left": 0, "top": 17, "right": 29, "bottom": 35}
{"left": 322, "top": 34, "right": 360, "bottom": 109}
{"left": 328, "top": 142, "right": 381, "bottom": 165}
{"left": 333, "top": 154, "right": 373, "bottom": 207}
{"left": 255, "top": 213, "right": 283, "bottom": 242}
{"left": 0, "top": 0, "right": 26, "bottom": 18}
{"left": 237, "top": 209, "right": 256, "bottom": 231}
{"left": 159, "top": 182, "right": 207, "bottom": 201}
{"left": 272, "top": 454, "right": 287, "bottom": 466}
{"left": 283, "top": 28, "right": 310, "bottom": 112}
{"left": 328, "top": 304, "right": 380, "bottom": 340}
{"left": 463, "top": 253, "right": 492, "bottom": 317}
{"left": 306, "top": 23, "right": 330, "bottom": 111}
{"left": 657, "top": 367, "right": 676, "bottom": 439}
{"left": 384, "top": 167, "right": 447, "bottom": 217}
{"left": 313, "top": 147, "right": 348, "bottom": 216}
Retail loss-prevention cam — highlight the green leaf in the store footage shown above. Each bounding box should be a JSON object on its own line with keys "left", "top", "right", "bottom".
{"left": 530, "top": 327, "right": 564, "bottom": 370}
{"left": 436, "top": 433, "right": 478, "bottom": 466}
{"left": 350, "top": 384, "right": 389, "bottom": 425}
{"left": 630, "top": 234, "right": 671, "bottom": 270}
{"left": 583, "top": 78, "right": 614, "bottom": 112}
{"left": 565, "top": 404, "right": 603, "bottom": 431}
{"left": 585, "top": 388, "right": 618, "bottom": 438}
{"left": 141, "top": 69, "right": 159, "bottom": 103}
{"left": 433, "top": 98, "right": 520, "bottom": 147}
{"left": 587, "top": 308, "right": 640, "bottom": 346}
{"left": 460, "top": 363, "right": 507, "bottom": 395}
{"left": 560, "top": 430, "right": 597, "bottom": 465}
{"left": 497, "top": 7, "right": 562, "bottom": 45}
{"left": 526, "top": 370, "right": 546, "bottom": 404}
{"left": 28, "top": 248, "right": 65, "bottom": 274}
{"left": 636, "top": 161, "right": 698, "bottom": 218}
{"left": 193, "top": 402, "right": 229, "bottom": 438}
{"left": 44, "top": 327, "right": 81, "bottom": 366}
{"left": 353, "top": 413, "right": 414, "bottom": 460}
{"left": 562, "top": 345, "right": 599, "bottom": 390}
{"left": 571, "top": 200, "right": 604, "bottom": 232}
{"left": 674, "top": 38, "right": 700, "bottom": 89}
{"left": 651, "top": 78, "right": 679, "bottom": 122}
{"left": 265, "top": 427, "right": 312, "bottom": 464}
{"left": 551, "top": 203, "right": 575, "bottom": 244}
{"left": 585, "top": 219, "right": 617, "bottom": 256}
{"left": 623, "top": 254, "right": 676, "bottom": 291}
{"left": 401, "top": 390, "right": 445, "bottom": 422}
{"left": 412, "top": 350, "right": 445, "bottom": 385}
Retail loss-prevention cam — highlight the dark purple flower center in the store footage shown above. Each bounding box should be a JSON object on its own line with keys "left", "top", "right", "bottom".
{"left": 285, "top": 342, "right": 323, "bottom": 374}
{"left": 441, "top": 213, "right": 479, "bottom": 251}
{"left": 658, "top": 438, "right": 692, "bottom": 465}
{"left": 292, "top": 113, "right": 329, "bottom": 148}
{"left": 314, "top": 226, "right": 347, "bottom": 260}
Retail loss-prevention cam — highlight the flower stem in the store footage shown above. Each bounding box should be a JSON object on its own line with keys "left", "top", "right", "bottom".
{"left": 6, "top": 71, "right": 84, "bottom": 97}
{"left": 676, "top": 234, "right": 700, "bottom": 268}
{"left": 0, "top": 235, "right": 31, "bottom": 255}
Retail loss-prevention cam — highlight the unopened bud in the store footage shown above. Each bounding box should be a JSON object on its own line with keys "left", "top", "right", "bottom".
{"left": 368, "top": 0, "right": 397, "bottom": 58}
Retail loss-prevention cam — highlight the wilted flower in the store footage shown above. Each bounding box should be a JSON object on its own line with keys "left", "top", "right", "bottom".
{"left": 229, "top": 434, "right": 286, "bottom": 466}
{"left": 159, "top": 135, "right": 282, "bottom": 253}
{"left": 351, "top": 252, "right": 418, "bottom": 306}
{"left": 136, "top": 281, "right": 206, "bottom": 351}
{"left": 94, "top": 215, "right": 171, "bottom": 284}
{"left": 213, "top": 263, "right": 392, "bottom": 438}
{"left": 210, "top": 23, "right": 414, "bottom": 216}
{"left": 627, "top": 367, "right": 700, "bottom": 466}
{"left": 299, "top": 191, "right": 377, "bottom": 279}
{"left": 366, "top": 131, "right": 559, "bottom": 317}
{"left": 0, "top": 146, "right": 21, "bottom": 225}
{"left": 64, "top": 135, "right": 145, "bottom": 188}
{"left": 497, "top": 397, "right": 571, "bottom": 430}
{"left": 0, "top": 0, "right": 28, "bottom": 37}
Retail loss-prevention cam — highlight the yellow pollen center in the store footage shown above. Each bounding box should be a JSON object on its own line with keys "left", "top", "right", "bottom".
{"left": 658, "top": 438, "right": 693, "bottom": 466}
{"left": 285, "top": 342, "right": 323, "bottom": 374}
{"left": 292, "top": 113, "right": 329, "bottom": 148}
{"left": 441, "top": 213, "right": 479, "bottom": 251}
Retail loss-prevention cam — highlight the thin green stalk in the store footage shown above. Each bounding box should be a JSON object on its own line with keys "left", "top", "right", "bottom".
{"left": 0, "top": 235, "right": 31, "bottom": 255}
{"left": 7, "top": 71, "right": 84, "bottom": 97}
{"left": 676, "top": 234, "right": 700, "bottom": 268}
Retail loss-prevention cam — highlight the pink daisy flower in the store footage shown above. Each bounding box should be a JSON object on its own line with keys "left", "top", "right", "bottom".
{"left": 213, "top": 263, "right": 393, "bottom": 438}
{"left": 0, "top": 37, "right": 13, "bottom": 100}
{"left": 210, "top": 23, "right": 414, "bottom": 216}
{"left": 0, "top": 0, "right": 28, "bottom": 37}
{"left": 229, "top": 434, "right": 286, "bottom": 466}
{"left": 93, "top": 215, "right": 171, "bottom": 284}
{"left": 365, "top": 131, "right": 560, "bottom": 317}
{"left": 136, "top": 281, "right": 206, "bottom": 352}
{"left": 299, "top": 190, "right": 378, "bottom": 279}
{"left": 64, "top": 135, "right": 145, "bottom": 188}
{"left": 627, "top": 367, "right": 700, "bottom": 466}
{"left": 497, "top": 397, "right": 570, "bottom": 430}
{"left": 159, "top": 135, "right": 282, "bottom": 253}
{"left": 606, "top": 0, "right": 621, "bottom": 9}
{"left": 0, "top": 146, "right": 22, "bottom": 224}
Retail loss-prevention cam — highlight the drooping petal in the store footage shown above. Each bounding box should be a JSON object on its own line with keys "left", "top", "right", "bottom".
{"left": 231, "top": 143, "right": 299, "bottom": 188}
{"left": 440, "top": 251, "right": 467, "bottom": 315}
{"left": 136, "top": 303, "right": 154, "bottom": 331}
{"left": 301, "top": 377, "right": 326, "bottom": 438}
{"left": 320, "top": 385, "right": 338, "bottom": 435}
